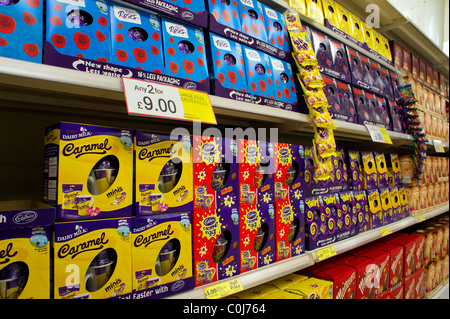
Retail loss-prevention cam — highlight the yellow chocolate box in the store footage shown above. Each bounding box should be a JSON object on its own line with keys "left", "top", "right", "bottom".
{"left": 44, "top": 122, "right": 133, "bottom": 221}
{"left": 52, "top": 218, "right": 132, "bottom": 299}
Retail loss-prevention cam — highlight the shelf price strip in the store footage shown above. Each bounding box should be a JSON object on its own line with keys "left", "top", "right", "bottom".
{"left": 122, "top": 77, "right": 216, "bottom": 125}
{"left": 433, "top": 140, "right": 445, "bottom": 153}
{"left": 364, "top": 124, "right": 393, "bottom": 144}
{"left": 203, "top": 278, "right": 244, "bottom": 299}
{"left": 379, "top": 226, "right": 392, "bottom": 237}
{"left": 315, "top": 246, "right": 337, "bottom": 261}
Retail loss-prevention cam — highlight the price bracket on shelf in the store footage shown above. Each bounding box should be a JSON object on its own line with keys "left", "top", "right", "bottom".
{"left": 433, "top": 140, "right": 445, "bottom": 153}
{"left": 122, "top": 77, "right": 216, "bottom": 124}
{"left": 203, "top": 278, "right": 243, "bottom": 299}
{"left": 379, "top": 226, "right": 392, "bottom": 237}
{"left": 315, "top": 246, "right": 337, "bottom": 261}
{"left": 416, "top": 215, "right": 426, "bottom": 223}
{"left": 364, "top": 124, "right": 393, "bottom": 144}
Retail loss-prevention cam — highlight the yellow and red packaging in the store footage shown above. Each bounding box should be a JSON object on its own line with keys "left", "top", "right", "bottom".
{"left": 403, "top": 272, "right": 416, "bottom": 299}
{"left": 404, "top": 233, "right": 425, "bottom": 271}
{"left": 413, "top": 267, "right": 425, "bottom": 299}
{"left": 384, "top": 235, "right": 416, "bottom": 278}
{"left": 239, "top": 204, "right": 275, "bottom": 273}
{"left": 275, "top": 199, "right": 305, "bottom": 261}
{"left": 367, "top": 189, "right": 383, "bottom": 229}
{"left": 131, "top": 212, "right": 193, "bottom": 296}
{"left": 335, "top": 256, "right": 375, "bottom": 299}
{"left": 274, "top": 143, "right": 305, "bottom": 204}
{"left": 193, "top": 207, "right": 240, "bottom": 286}
{"left": 134, "top": 130, "right": 192, "bottom": 215}
{"left": 379, "top": 187, "right": 393, "bottom": 225}
{"left": 0, "top": 200, "right": 55, "bottom": 299}
{"left": 238, "top": 139, "right": 275, "bottom": 206}
{"left": 354, "top": 249, "right": 390, "bottom": 295}
{"left": 53, "top": 218, "right": 132, "bottom": 299}
{"left": 419, "top": 185, "right": 428, "bottom": 210}
{"left": 193, "top": 136, "right": 239, "bottom": 211}
{"left": 389, "top": 284, "right": 403, "bottom": 299}
{"left": 44, "top": 122, "right": 133, "bottom": 222}
{"left": 369, "top": 241, "right": 404, "bottom": 288}
{"left": 315, "top": 264, "right": 357, "bottom": 299}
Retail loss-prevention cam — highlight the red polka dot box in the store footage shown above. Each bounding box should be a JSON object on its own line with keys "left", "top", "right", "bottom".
{"left": 46, "top": 0, "right": 112, "bottom": 63}
{"left": 0, "top": 0, "right": 43, "bottom": 63}
{"left": 161, "top": 17, "right": 209, "bottom": 83}
{"left": 110, "top": 4, "right": 164, "bottom": 73}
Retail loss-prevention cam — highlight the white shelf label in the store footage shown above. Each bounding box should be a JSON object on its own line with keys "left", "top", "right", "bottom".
{"left": 433, "top": 140, "right": 445, "bottom": 153}
{"left": 365, "top": 124, "right": 393, "bottom": 144}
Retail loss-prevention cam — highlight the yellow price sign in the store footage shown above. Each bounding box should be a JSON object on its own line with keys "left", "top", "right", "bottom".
{"left": 315, "top": 246, "right": 337, "bottom": 261}
{"left": 379, "top": 127, "right": 393, "bottom": 144}
{"left": 379, "top": 227, "right": 392, "bottom": 237}
{"left": 123, "top": 77, "right": 216, "bottom": 124}
{"left": 416, "top": 215, "right": 426, "bottom": 223}
{"left": 203, "top": 278, "right": 244, "bottom": 299}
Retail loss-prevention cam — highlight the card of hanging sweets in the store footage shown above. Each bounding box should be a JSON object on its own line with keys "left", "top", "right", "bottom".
{"left": 287, "top": 18, "right": 338, "bottom": 183}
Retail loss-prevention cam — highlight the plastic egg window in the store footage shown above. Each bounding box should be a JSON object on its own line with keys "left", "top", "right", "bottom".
{"left": 158, "top": 159, "right": 182, "bottom": 194}
{"left": 223, "top": 53, "right": 237, "bottom": 66}
{"left": 285, "top": 162, "right": 299, "bottom": 186}
{"left": 67, "top": 10, "right": 94, "bottom": 27}
{"left": 211, "top": 162, "right": 231, "bottom": 191}
{"left": 254, "top": 163, "right": 269, "bottom": 189}
{"left": 0, "top": 0, "right": 20, "bottom": 5}
{"left": 272, "top": 21, "right": 282, "bottom": 32}
{"left": 87, "top": 155, "right": 119, "bottom": 196}
{"left": 0, "top": 262, "right": 29, "bottom": 299}
{"left": 327, "top": 5, "right": 334, "bottom": 13}
{"left": 220, "top": 0, "right": 231, "bottom": 5}
{"left": 254, "top": 223, "right": 269, "bottom": 253}
{"left": 212, "top": 230, "right": 231, "bottom": 263}
{"left": 254, "top": 63, "right": 266, "bottom": 76}
{"left": 85, "top": 248, "right": 117, "bottom": 293}
{"left": 248, "top": 9, "right": 258, "bottom": 20}
{"left": 288, "top": 218, "right": 300, "bottom": 244}
{"left": 178, "top": 40, "right": 194, "bottom": 54}
{"left": 128, "top": 27, "right": 149, "bottom": 42}
{"left": 155, "top": 239, "right": 180, "bottom": 277}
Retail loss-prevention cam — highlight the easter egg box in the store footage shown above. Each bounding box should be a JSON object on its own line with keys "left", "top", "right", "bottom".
{"left": 121, "top": 0, "right": 208, "bottom": 28}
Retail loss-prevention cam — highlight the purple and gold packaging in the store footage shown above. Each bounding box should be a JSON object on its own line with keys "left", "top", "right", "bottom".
{"left": 0, "top": 0, "right": 43, "bottom": 63}
{"left": 353, "top": 190, "right": 369, "bottom": 233}
{"left": 329, "top": 37, "right": 351, "bottom": 83}
{"left": 347, "top": 150, "right": 363, "bottom": 191}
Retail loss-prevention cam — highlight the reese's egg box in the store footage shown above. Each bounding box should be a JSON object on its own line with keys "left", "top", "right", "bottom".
{"left": 53, "top": 218, "right": 132, "bottom": 299}
{"left": 134, "top": 130, "right": 193, "bottom": 215}
{"left": 44, "top": 122, "right": 133, "bottom": 222}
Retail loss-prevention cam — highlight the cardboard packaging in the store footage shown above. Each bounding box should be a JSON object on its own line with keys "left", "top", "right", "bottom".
{"left": 275, "top": 199, "right": 305, "bottom": 261}
{"left": 109, "top": 5, "right": 164, "bottom": 72}
{"left": 315, "top": 264, "right": 357, "bottom": 299}
{"left": 360, "top": 151, "right": 378, "bottom": 190}
{"left": 0, "top": 0, "right": 43, "bottom": 63}
{"left": 367, "top": 189, "right": 383, "bottom": 229}
{"left": 354, "top": 249, "right": 390, "bottom": 295}
{"left": 388, "top": 187, "right": 402, "bottom": 222}
{"left": 239, "top": 0, "right": 268, "bottom": 42}
{"left": 192, "top": 207, "right": 240, "bottom": 286}
{"left": 338, "top": 190, "right": 358, "bottom": 238}
{"left": 193, "top": 136, "right": 238, "bottom": 211}
{"left": 161, "top": 17, "right": 209, "bottom": 82}
{"left": 329, "top": 37, "right": 351, "bottom": 83}
{"left": 46, "top": 0, "right": 112, "bottom": 62}
{"left": 353, "top": 190, "right": 369, "bottom": 233}
{"left": 208, "top": 33, "right": 250, "bottom": 100}
{"left": 261, "top": 3, "right": 290, "bottom": 53}
{"left": 238, "top": 139, "right": 275, "bottom": 206}
{"left": 53, "top": 218, "right": 132, "bottom": 299}
{"left": 285, "top": 277, "right": 333, "bottom": 299}
{"left": 134, "top": 131, "right": 192, "bottom": 215}
{"left": 274, "top": 143, "right": 305, "bottom": 203}
{"left": 44, "top": 122, "right": 133, "bottom": 221}
{"left": 270, "top": 56, "right": 298, "bottom": 106}
{"left": 207, "top": 0, "right": 242, "bottom": 31}
{"left": 369, "top": 242, "right": 404, "bottom": 288}
{"left": 379, "top": 187, "right": 393, "bottom": 225}
{"left": 242, "top": 46, "right": 275, "bottom": 100}
{"left": 131, "top": 213, "right": 193, "bottom": 296}
{"left": 374, "top": 152, "right": 389, "bottom": 188}
{"left": 347, "top": 150, "right": 363, "bottom": 191}
{"left": 0, "top": 200, "right": 55, "bottom": 299}
{"left": 239, "top": 204, "right": 276, "bottom": 272}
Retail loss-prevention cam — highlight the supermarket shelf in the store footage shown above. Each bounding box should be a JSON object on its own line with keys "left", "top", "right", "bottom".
{"left": 333, "top": 0, "right": 449, "bottom": 79}
{"left": 431, "top": 281, "right": 449, "bottom": 299}
{"left": 2, "top": 56, "right": 440, "bottom": 151}
{"left": 166, "top": 205, "right": 448, "bottom": 299}
{"left": 260, "top": 0, "right": 398, "bottom": 74}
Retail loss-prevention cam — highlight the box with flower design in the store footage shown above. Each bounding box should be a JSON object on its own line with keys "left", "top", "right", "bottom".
{"left": 239, "top": 203, "right": 275, "bottom": 272}
{"left": 193, "top": 136, "right": 239, "bottom": 211}
{"left": 192, "top": 207, "right": 240, "bottom": 287}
